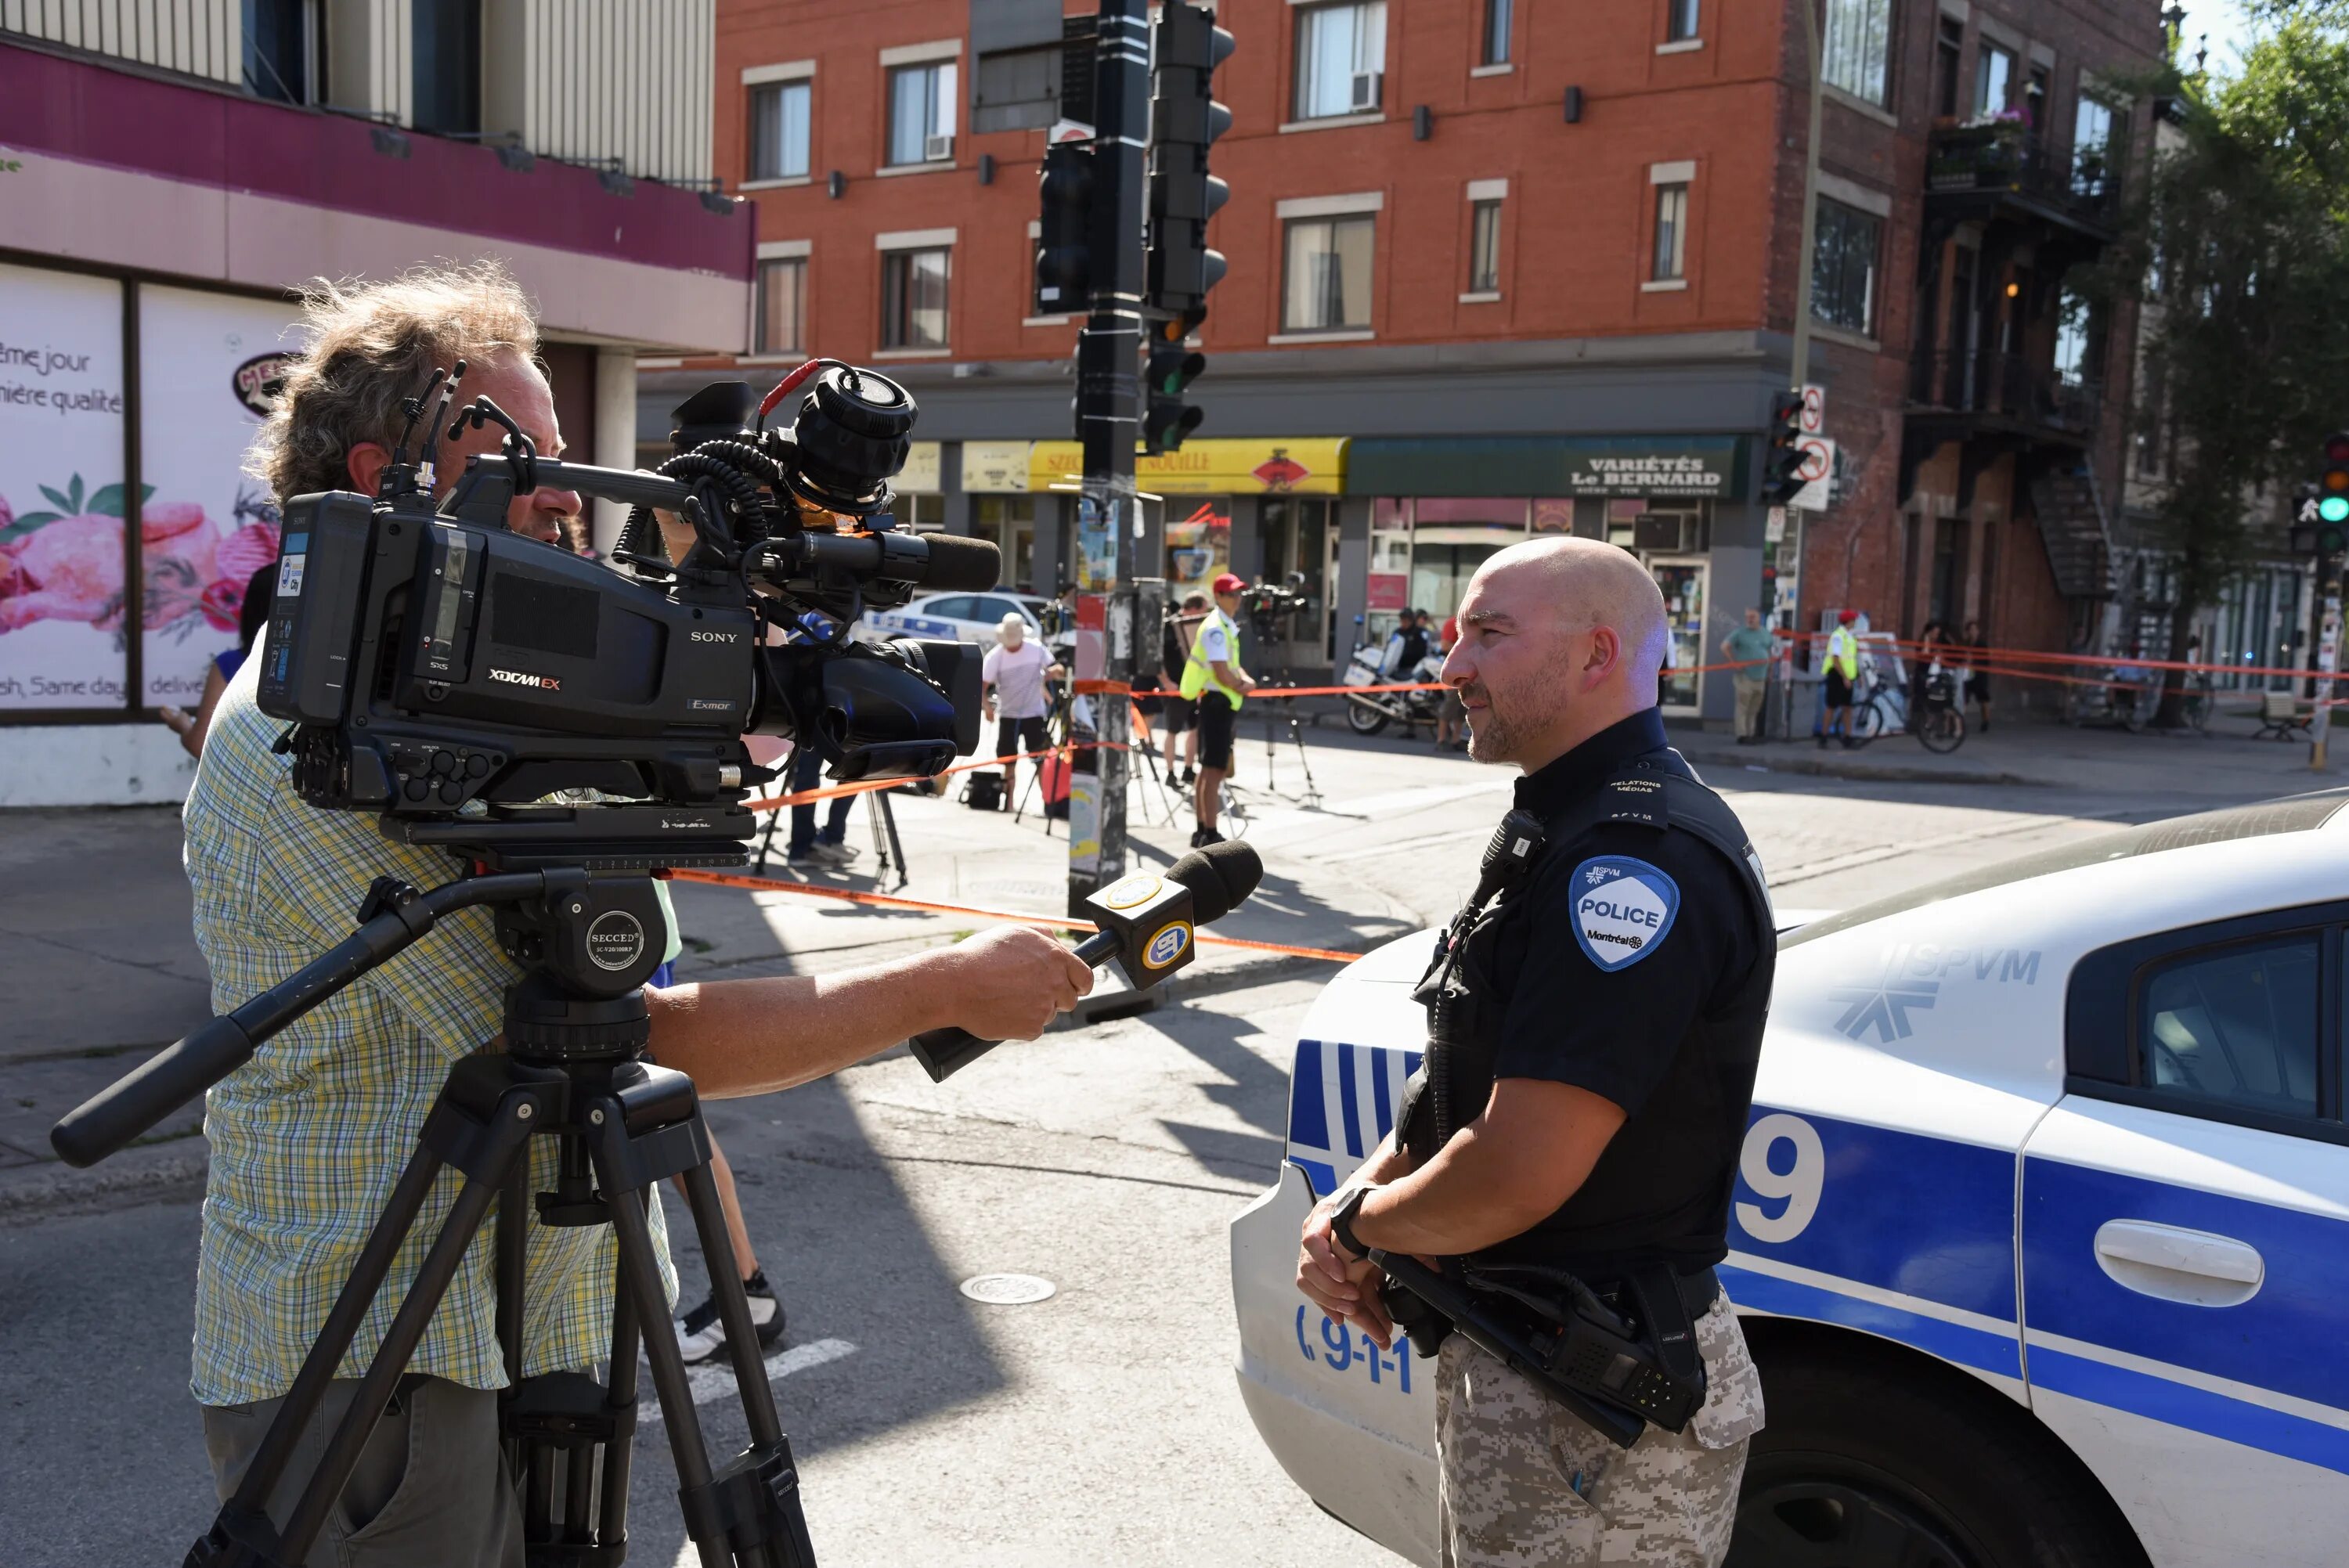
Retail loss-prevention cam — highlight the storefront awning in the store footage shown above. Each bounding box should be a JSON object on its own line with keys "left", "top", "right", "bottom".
{"left": 1347, "top": 436, "right": 1748, "bottom": 500}
{"left": 1027, "top": 437, "right": 1347, "bottom": 494}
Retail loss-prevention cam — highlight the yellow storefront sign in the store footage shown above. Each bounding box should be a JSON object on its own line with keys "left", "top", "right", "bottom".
{"left": 897, "top": 440, "right": 942, "bottom": 495}
{"left": 1026, "top": 437, "right": 1346, "bottom": 495}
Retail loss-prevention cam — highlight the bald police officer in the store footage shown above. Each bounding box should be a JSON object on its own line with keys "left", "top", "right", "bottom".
{"left": 1295, "top": 536, "right": 1771, "bottom": 1566}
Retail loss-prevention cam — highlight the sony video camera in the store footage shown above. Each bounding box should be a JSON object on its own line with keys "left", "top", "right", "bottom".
{"left": 1238, "top": 571, "right": 1312, "bottom": 643}
{"left": 254, "top": 359, "right": 997, "bottom": 867}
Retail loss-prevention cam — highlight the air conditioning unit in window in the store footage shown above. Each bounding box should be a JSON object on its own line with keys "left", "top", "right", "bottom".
{"left": 926, "top": 132, "right": 955, "bottom": 162}
{"left": 1350, "top": 72, "right": 1381, "bottom": 112}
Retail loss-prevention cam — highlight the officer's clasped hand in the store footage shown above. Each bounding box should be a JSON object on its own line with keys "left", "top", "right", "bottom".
{"left": 1297, "top": 1187, "right": 1396, "bottom": 1350}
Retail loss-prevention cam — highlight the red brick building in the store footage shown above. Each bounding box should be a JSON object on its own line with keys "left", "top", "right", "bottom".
{"left": 649, "top": 0, "right": 2165, "bottom": 719}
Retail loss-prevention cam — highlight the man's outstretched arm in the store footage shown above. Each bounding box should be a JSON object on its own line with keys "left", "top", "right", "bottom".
{"left": 648, "top": 925, "right": 1092, "bottom": 1098}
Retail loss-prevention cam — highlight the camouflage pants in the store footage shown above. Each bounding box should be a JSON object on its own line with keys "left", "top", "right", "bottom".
{"left": 1435, "top": 1296, "right": 1764, "bottom": 1567}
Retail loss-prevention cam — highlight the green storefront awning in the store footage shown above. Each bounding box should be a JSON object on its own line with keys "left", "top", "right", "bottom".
{"left": 1347, "top": 436, "right": 1750, "bottom": 501}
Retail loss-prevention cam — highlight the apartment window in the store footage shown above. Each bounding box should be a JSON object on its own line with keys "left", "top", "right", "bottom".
{"left": 1976, "top": 41, "right": 2015, "bottom": 116}
{"left": 755, "top": 258, "right": 806, "bottom": 356}
{"left": 410, "top": 0, "right": 482, "bottom": 136}
{"left": 1481, "top": 0, "right": 1512, "bottom": 67}
{"left": 2075, "top": 94, "right": 2121, "bottom": 196}
{"left": 1811, "top": 199, "right": 1882, "bottom": 333}
{"left": 1469, "top": 200, "right": 1502, "bottom": 293}
{"left": 1665, "top": 0, "right": 1700, "bottom": 45}
{"left": 1821, "top": 0, "right": 1892, "bottom": 108}
{"left": 1651, "top": 183, "right": 1689, "bottom": 282}
{"left": 882, "top": 247, "right": 951, "bottom": 348}
{"left": 1283, "top": 214, "right": 1376, "bottom": 332}
{"left": 1935, "top": 17, "right": 1964, "bottom": 117}
{"left": 1294, "top": 1, "right": 1387, "bottom": 121}
{"left": 244, "top": 0, "right": 317, "bottom": 104}
{"left": 749, "top": 81, "right": 812, "bottom": 182}
{"left": 2054, "top": 287, "right": 2101, "bottom": 387}
{"left": 887, "top": 61, "right": 958, "bottom": 166}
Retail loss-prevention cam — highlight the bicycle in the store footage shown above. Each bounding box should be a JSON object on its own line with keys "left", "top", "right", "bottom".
{"left": 1912, "top": 668, "right": 1967, "bottom": 754}
{"left": 1838, "top": 665, "right": 1964, "bottom": 752}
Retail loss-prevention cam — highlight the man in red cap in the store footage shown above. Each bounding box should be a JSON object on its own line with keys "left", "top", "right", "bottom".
{"left": 1177, "top": 571, "right": 1260, "bottom": 844}
{"left": 1820, "top": 608, "right": 1862, "bottom": 748}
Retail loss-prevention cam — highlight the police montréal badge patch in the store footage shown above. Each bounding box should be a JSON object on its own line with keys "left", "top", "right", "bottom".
{"left": 1569, "top": 855, "right": 1680, "bottom": 972}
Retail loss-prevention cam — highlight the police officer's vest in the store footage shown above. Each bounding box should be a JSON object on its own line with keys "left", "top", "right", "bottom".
{"left": 1399, "top": 745, "right": 1773, "bottom": 1269}
{"left": 1178, "top": 608, "right": 1246, "bottom": 709}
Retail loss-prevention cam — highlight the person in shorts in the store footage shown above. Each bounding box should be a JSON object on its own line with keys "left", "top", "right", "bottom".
{"left": 1178, "top": 575, "right": 1257, "bottom": 846}
{"left": 1160, "top": 593, "right": 1208, "bottom": 783}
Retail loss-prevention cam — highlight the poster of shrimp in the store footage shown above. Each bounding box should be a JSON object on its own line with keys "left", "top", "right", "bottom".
{"left": 0, "top": 265, "right": 299, "bottom": 712}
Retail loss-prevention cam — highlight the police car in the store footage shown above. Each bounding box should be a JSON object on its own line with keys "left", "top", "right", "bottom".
{"left": 860, "top": 589, "right": 1055, "bottom": 647}
{"left": 1232, "top": 790, "right": 2349, "bottom": 1567}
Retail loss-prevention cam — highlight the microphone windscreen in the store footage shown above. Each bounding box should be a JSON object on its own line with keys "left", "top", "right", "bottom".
{"left": 918, "top": 535, "right": 1001, "bottom": 593}
{"left": 1167, "top": 838, "right": 1265, "bottom": 925}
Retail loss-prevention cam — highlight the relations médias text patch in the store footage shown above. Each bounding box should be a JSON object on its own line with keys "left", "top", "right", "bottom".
{"left": 1571, "top": 855, "right": 1680, "bottom": 971}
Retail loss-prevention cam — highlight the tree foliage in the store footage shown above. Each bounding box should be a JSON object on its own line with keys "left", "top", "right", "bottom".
{"left": 2092, "top": 8, "right": 2349, "bottom": 706}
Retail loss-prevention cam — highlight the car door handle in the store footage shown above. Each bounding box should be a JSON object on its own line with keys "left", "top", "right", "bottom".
{"left": 2093, "top": 1220, "right": 2264, "bottom": 1307}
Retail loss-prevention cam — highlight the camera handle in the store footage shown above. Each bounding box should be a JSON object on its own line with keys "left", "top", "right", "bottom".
{"left": 50, "top": 871, "right": 543, "bottom": 1168}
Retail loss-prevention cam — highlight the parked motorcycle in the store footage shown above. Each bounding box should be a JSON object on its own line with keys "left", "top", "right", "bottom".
{"left": 1340, "top": 641, "right": 1447, "bottom": 736}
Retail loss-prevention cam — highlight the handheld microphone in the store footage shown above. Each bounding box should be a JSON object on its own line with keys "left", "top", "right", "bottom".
{"left": 907, "top": 838, "right": 1265, "bottom": 1082}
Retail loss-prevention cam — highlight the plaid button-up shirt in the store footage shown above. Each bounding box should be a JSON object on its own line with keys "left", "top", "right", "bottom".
{"left": 185, "top": 662, "right": 673, "bottom": 1407}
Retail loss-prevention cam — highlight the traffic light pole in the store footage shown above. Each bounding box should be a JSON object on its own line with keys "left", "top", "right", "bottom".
{"left": 1067, "top": 0, "right": 1151, "bottom": 914}
{"left": 2313, "top": 564, "right": 2341, "bottom": 770}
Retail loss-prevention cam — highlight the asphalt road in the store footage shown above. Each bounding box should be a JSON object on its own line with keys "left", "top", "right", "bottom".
{"left": 0, "top": 720, "right": 2301, "bottom": 1566}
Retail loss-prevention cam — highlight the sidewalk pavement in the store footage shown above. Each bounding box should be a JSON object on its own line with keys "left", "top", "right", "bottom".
{"left": 1670, "top": 701, "right": 2349, "bottom": 799}
{"left": 0, "top": 748, "right": 1434, "bottom": 1220}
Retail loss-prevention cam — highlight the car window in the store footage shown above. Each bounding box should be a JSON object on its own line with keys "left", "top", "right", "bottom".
{"left": 926, "top": 596, "right": 976, "bottom": 620}
{"left": 2140, "top": 935, "right": 2320, "bottom": 1117}
{"left": 979, "top": 596, "right": 1029, "bottom": 625}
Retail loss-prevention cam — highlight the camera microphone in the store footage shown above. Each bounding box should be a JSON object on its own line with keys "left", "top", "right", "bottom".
{"left": 914, "top": 534, "right": 1001, "bottom": 593}
{"left": 908, "top": 838, "right": 1265, "bottom": 1081}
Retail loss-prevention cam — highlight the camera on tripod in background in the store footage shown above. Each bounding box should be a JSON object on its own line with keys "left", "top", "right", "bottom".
{"left": 1237, "top": 570, "right": 1312, "bottom": 646}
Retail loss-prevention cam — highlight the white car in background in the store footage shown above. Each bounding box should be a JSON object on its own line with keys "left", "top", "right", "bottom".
{"left": 861, "top": 589, "right": 1055, "bottom": 648}
{"left": 1232, "top": 791, "right": 2349, "bottom": 1568}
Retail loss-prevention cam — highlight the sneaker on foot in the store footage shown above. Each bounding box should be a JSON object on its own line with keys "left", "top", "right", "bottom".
{"left": 806, "top": 842, "right": 859, "bottom": 867}
{"left": 1178, "top": 766, "right": 1196, "bottom": 784}
{"left": 1191, "top": 826, "right": 1225, "bottom": 848}
{"left": 675, "top": 1270, "right": 787, "bottom": 1365}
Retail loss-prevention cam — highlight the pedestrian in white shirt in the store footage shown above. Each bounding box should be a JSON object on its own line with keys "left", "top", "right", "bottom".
{"left": 982, "top": 615, "right": 1064, "bottom": 798}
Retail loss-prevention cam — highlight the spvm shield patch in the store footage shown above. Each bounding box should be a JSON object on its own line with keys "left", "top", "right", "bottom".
{"left": 1571, "top": 856, "right": 1680, "bottom": 971}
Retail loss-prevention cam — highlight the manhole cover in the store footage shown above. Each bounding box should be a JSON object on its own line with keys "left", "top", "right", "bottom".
{"left": 958, "top": 1272, "right": 1056, "bottom": 1305}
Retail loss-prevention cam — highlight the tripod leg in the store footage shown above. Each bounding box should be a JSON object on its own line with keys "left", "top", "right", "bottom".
{"left": 876, "top": 791, "right": 909, "bottom": 892}
{"left": 597, "top": 1209, "right": 644, "bottom": 1548}
{"left": 276, "top": 1132, "right": 529, "bottom": 1559}
{"left": 600, "top": 1155, "right": 733, "bottom": 1568}
{"left": 588, "top": 1090, "right": 816, "bottom": 1568}
{"left": 216, "top": 1139, "right": 449, "bottom": 1538}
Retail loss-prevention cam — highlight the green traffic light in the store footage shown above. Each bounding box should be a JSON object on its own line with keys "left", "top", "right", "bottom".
{"left": 2321, "top": 496, "right": 2349, "bottom": 524}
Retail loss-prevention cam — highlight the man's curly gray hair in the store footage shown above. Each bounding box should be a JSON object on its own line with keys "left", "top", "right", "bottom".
{"left": 246, "top": 261, "right": 541, "bottom": 501}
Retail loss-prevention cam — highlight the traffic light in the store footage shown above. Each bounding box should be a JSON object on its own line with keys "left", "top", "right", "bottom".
{"left": 1034, "top": 140, "right": 1095, "bottom": 317}
{"left": 1144, "top": 307, "right": 1207, "bottom": 454}
{"left": 2293, "top": 432, "right": 2349, "bottom": 556}
{"left": 2323, "top": 431, "right": 2349, "bottom": 525}
{"left": 1759, "top": 389, "right": 1806, "bottom": 505}
{"left": 1146, "top": 4, "right": 1233, "bottom": 315}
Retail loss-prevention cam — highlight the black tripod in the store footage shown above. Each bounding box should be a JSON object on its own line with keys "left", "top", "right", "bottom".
{"left": 60, "top": 840, "right": 814, "bottom": 1568}
{"left": 1246, "top": 608, "right": 1322, "bottom": 809}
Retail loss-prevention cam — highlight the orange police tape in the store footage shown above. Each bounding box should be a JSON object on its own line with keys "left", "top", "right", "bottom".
{"left": 659, "top": 867, "right": 1366, "bottom": 964}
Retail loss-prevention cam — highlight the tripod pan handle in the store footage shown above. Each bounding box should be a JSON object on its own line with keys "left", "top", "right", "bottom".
{"left": 907, "top": 1026, "right": 1002, "bottom": 1083}
{"left": 50, "top": 1015, "right": 258, "bottom": 1167}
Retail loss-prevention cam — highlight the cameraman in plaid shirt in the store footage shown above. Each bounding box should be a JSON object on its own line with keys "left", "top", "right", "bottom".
{"left": 189, "top": 265, "right": 1091, "bottom": 1566}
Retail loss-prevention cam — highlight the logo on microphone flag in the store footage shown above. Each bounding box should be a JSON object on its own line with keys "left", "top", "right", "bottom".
{"left": 1142, "top": 921, "right": 1193, "bottom": 970}
{"left": 1570, "top": 856, "right": 1679, "bottom": 971}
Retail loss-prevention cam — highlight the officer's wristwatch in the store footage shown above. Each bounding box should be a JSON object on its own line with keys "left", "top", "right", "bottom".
{"left": 1330, "top": 1183, "right": 1381, "bottom": 1261}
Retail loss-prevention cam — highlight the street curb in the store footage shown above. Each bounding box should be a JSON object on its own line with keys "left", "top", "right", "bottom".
{"left": 0, "top": 1135, "right": 207, "bottom": 1224}
{"left": 1680, "top": 748, "right": 2044, "bottom": 788}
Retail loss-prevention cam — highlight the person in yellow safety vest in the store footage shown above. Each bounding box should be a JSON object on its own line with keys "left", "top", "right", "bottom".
{"left": 1181, "top": 571, "right": 1260, "bottom": 846}
{"left": 1820, "top": 607, "right": 1862, "bottom": 748}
